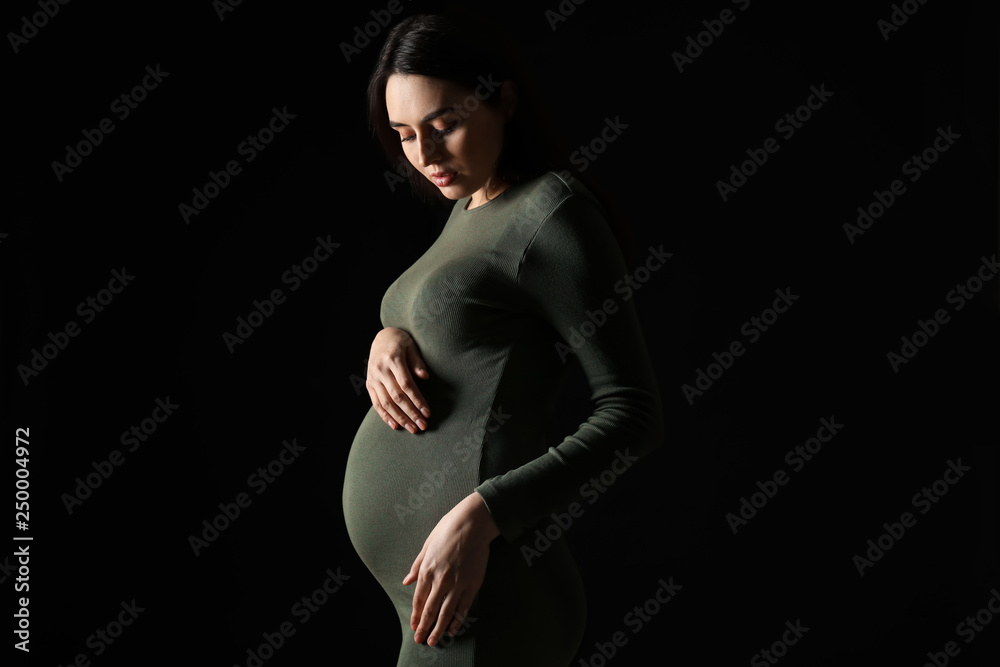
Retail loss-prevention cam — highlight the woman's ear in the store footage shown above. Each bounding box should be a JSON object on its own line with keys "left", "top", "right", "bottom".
{"left": 501, "top": 80, "right": 517, "bottom": 121}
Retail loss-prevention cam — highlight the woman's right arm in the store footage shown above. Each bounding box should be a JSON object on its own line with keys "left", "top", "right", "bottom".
{"left": 366, "top": 327, "right": 432, "bottom": 434}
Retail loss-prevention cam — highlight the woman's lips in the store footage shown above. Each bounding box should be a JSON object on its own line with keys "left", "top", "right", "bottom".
{"left": 431, "top": 171, "right": 457, "bottom": 187}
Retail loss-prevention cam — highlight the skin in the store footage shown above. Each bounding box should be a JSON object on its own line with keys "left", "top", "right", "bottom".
{"left": 385, "top": 73, "right": 516, "bottom": 209}
{"left": 371, "top": 73, "right": 520, "bottom": 646}
{"left": 366, "top": 327, "right": 431, "bottom": 435}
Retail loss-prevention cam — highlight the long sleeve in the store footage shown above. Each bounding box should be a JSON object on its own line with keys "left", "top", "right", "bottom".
{"left": 473, "top": 190, "right": 665, "bottom": 542}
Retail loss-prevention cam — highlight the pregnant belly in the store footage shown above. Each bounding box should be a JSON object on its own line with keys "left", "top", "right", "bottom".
{"left": 342, "top": 406, "right": 481, "bottom": 586}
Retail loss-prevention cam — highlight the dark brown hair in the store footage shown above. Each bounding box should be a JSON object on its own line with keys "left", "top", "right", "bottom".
{"left": 367, "top": 13, "right": 557, "bottom": 204}
{"left": 366, "top": 12, "right": 636, "bottom": 264}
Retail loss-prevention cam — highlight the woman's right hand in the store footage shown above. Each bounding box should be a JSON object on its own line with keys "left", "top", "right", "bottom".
{"left": 366, "top": 327, "right": 431, "bottom": 434}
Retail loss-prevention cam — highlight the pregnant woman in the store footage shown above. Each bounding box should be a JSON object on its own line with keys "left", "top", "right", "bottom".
{"left": 342, "top": 13, "right": 664, "bottom": 666}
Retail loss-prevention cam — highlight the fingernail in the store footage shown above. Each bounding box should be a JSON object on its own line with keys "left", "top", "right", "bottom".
{"left": 421, "top": 407, "right": 431, "bottom": 418}
{"left": 406, "top": 423, "right": 416, "bottom": 434}
{"left": 416, "top": 419, "right": 427, "bottom": 430}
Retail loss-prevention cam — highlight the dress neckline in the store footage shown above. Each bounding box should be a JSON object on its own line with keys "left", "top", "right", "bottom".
{"left": 458, "top": 180, "right": 522, "bottom": 214}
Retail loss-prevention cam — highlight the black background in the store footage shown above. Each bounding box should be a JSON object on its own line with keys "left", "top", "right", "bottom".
{"left": 3, "top": 0, "right": 998, "bottom": 665}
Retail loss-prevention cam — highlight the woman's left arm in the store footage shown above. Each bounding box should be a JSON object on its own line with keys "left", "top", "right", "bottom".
{"left": 475, "top": 189, "right": 666, "bottom": 541}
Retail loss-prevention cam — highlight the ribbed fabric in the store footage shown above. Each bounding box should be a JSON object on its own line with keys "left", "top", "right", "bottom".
{"left": 343, "top": 171, "right": 664, "bottom": 666}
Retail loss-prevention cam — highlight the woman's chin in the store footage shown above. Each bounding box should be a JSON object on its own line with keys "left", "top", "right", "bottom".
{"left": 434, "top": 184, "right": 472, "bottom": 201}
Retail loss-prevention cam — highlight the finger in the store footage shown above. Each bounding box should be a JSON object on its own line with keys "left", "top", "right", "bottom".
{"left": 406, "top": 547, "right": 427, "bottom": 630}
{"left": 385, "top": 365, "right": 429, "bottom": 430}
{"left": 371, "top": 365, "right": 420, "bottom": 432}
{"left": 366, "top": 383, "right": 397, "bottom": 429}
{"left": 406, "top": 345, "right": 433, "bottom": 389}
{"left": 427, "top": 591, "right": 462, "bottom": 647}
{"left": 371, "top": 380, "right": 419, "bottom": 434}
{"left": 394, "top": 364, "right": 431, "bottom": 423}
{"left": 447, "top": 606, "right": 469, "bottom": 637}
{"left": 413, "top": 578, "right": 443, "bottom": 644}
{"left": 402, "top": 548, "right": 422, "bottom": 588}
{"left": 410, "top": 570, "right": 432, "bottom": 634}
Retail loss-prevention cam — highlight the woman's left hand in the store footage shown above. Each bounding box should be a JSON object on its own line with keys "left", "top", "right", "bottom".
{"left": 403, "top": 492, "right": 501, "bottom": 646}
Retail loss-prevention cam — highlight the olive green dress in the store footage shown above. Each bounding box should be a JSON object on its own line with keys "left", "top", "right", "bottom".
{"left": 343, "top": 171, "right": 664, "bottom": 666}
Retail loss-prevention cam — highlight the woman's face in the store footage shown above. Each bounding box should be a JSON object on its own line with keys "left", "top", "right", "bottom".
{"left": 385, "top": 74, "right": 511, "bottom": 209}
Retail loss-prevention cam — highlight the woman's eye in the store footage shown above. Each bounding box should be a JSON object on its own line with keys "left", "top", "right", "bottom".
{"left": 434, "top": 122, "right": 458, "bottom": 137}
{"left": 399, "top": 122, "right": 457, "bottom": 144}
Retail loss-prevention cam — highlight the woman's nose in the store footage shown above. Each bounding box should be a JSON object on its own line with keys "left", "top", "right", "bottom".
{"left": 415, "top": 134, "right": 441, "bottom": 167}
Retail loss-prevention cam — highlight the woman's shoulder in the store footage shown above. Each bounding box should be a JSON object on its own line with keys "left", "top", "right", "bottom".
{"left": 509, "top": 170, "right": 608, "bottom": 228}
{"left": 515, "top": 170, "right": 593, "bottom": 203}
